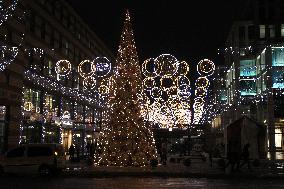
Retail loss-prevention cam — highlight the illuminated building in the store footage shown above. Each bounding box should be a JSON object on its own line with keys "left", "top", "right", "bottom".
{"left": 208, "top": 0, "right": 284, "bottom": 159}
{"left": 0, "top": 0, "right": 114, "bottom": 153}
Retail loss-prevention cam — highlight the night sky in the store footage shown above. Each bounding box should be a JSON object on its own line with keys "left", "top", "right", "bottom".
{"left": 67, "top": 0, "right": 242, "bottom": 70}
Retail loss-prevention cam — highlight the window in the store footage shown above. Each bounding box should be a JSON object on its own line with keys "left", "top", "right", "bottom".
{"left": 240, "top": 80, "right": 257, "bottom": 96}
{"left": 240, "top": 60, "right": 256, "bottom": 77}
{"left": 41, "top": 21, "right": 46, "bottom": 40}
{"left": 272, "top": 47, "right": 284, "bottom": 66}
{"left": 27, "top": 146, "right": 53, "bottom": 157}
{"left": 65, "top": 41, "right": 69, "bottom": 55}
{"left": 48, "top": 60, "right": 53, "bottom": 76}
{"left": 281, "top": 24, "right": 284, "bottom": 37}
{"left": 248, "top": 25, "right": 255, "bottom": 40}
{"left": 239, "top": 26, "right": 245, "bottom": 41}
{"left": 269, "top": 25, "right": 275, "bottom": 38}
{"left": 7, "top": 147, "right": 25, "bottom": 158}
{"left": 30, "top": 13, "right": 35, "bottom": 33}
{"left": 259, "top": 25, "right": 265, "bottom": 38}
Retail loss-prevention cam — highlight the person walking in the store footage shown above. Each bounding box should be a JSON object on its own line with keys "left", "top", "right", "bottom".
{"left": 240, "top": 143, "right": 251, "bottom": 170}
{"left": 68, "top": 144, "right": 75, "bottom": 161}
{"left": 161, "top": 143, "right": 167, "bottom": 165}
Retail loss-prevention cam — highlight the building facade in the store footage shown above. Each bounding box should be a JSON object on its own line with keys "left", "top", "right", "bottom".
{"left": 207, "top": 0, "right": 284, "bottom": 159}
{"left": 0, "top": 0, "right": 114, "bottom": 154}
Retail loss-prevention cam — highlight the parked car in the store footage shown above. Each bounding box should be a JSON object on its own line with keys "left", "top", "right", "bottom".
{"left": 0, "top": 143, "right": 66, "bottom": 176}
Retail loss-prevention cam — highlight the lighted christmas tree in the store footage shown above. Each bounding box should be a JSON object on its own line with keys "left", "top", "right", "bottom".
{"left": 96, "top": 10, "right": 157, "bottom": 167}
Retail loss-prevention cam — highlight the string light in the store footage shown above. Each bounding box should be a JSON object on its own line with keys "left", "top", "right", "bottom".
{"left": 0, "top": 0, "right": 18, "bottom": 26}
{"left": 97, "top": 10, "right": 157, "bottom": 167}
{"left": 141, "top": 54, "right": 191, "bottom": 129}
{"left": 0, "top": 46, "right": 18, "bottom": 71}
{"left": 55, "top": 60, "right": 72, "bottom": 76}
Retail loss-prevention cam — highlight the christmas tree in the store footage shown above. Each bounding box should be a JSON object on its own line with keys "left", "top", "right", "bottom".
{"left": 96, "top": 10, "right": 157, "bottom": 167}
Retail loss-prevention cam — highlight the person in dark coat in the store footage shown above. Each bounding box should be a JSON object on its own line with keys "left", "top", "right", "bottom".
{"left": 240, "top": 143, "right": 251, "bottom": 170}
{"left": 68, "top": 144, "right": 75, "bottom": 160}
{"left": 161, "top": 143, "right": 167, "bottom": 165}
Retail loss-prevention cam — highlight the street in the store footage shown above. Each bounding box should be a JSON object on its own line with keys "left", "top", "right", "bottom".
{"left": 1, "top": 177, "right": 284, "bottom": 189}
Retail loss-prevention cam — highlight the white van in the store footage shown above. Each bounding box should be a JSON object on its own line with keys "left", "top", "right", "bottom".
{"left": 0, "top": 143, "right": 66, "bottom": 176}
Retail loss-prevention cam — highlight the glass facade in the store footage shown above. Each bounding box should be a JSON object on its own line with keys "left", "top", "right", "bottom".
{"left": 240, "top": 60, "right": 256, "bottom": 77}
{"left": 240, "top": 79, "right": 257, "bottom": 96}
{"left": 272, "top": 47, "right": 284, "bottom": 67}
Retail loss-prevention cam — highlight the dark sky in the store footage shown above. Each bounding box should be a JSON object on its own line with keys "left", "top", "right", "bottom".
{"left": 68, "top": 0, "right": 241, "bottom": 68}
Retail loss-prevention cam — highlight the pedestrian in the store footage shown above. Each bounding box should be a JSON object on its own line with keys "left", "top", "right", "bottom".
{"left": 240, "top": 143, "right": 251, "bottom": 170}
{"left": 225, "top": 142, "right": 237, "bottom": 172}
{"left": 86, "top": 142, "right": 91, "bottom": 156}
{"left": 90, "top": 142, "right": 95, "bottom": 159}
{"left": 76, "top": 146, "right": 80, "bottom": 160}
{"left": 209, "top": 149, "right": 213, "bottom": 167}
{"left": 68, "top": 144, "right": 75, "bottom": 161}
{"left": 161, "top": 142, "right": 167, "bottom": 165}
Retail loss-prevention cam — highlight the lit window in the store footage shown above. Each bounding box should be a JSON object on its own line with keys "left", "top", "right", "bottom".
{"left": 281, "top": 24, "right": 284, "bottom": 37}
{"left": 48, "top": 61, "right": 53, "bottom": 76}
{"left": 269, "top": 25, "right": 275, "bottom": 38}
{"left": 259, "top": 25, "right": 265, "bottom": 38}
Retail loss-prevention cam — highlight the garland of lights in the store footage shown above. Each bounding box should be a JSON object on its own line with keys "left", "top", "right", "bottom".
{"left": 0, "top": 46, "right": 18, "bottom": 71}
{"left": 55, "top": 60, "right": 72, "bottom": 76}
{"left": 193, "top": 59, "right": 215, "bottom": 124}
{"left": 142, "top": 54, "right": 192, "bottom": 129}
{"left": 0, "top": 0, "right": 18, "bottom": 26}
{"left": 97, "top": 11, "right": 158, "bottom": 167}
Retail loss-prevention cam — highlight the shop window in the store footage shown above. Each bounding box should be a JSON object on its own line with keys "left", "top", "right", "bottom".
{"left": 275, "top": 128, "right": 282, "bottom": 148}
{"left": 23, "top": 88, "right": 41, "bottom": 113}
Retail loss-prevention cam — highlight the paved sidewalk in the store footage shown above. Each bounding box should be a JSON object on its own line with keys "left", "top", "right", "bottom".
{"left": 63, "top": 158, "right": 284, "bottom": 179}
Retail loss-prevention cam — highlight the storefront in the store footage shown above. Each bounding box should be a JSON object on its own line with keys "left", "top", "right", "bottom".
{"left": 22, "top": 88, "right": 44, "bottom": 143}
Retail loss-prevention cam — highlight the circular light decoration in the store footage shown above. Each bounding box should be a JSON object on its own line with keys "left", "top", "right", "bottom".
{"left": 143, "top": 77, "right": 156, "bottom": 90}
{"left": 142, "top": 54, "right": 192, "bottom": 128}
{"left": 160, "top": 75, "right": 175, "bottom": 91}
{"left": 98, "top": 85, "right": 109, "bottom": 95}
{"left": 197, "top": 59, "right": 215, "bottom": 77}
{"left": 195, "top": 77, "right": 210, "bottom": 88}
{"left": 195, "top": 87, "right": 207, "bottom": 97}
{"left": 78, "top": 59, "right": 96, "bottom": 78}
{"left": 176, "top": 75, "right": 190, "bottom": 87}
{"left": 155, "top": 54, "right": 178, "bottom": 76}
{"left": 150, "top": 87, "right": 163, "bottom": 101}
{"left": 55, "top": 60, "right": 71, "bottom": 76}
{"left": 166, "top": 86, "right": 178, "bottom": 97}
{"left": 177, "top": 61, "right": 189, "bottom": 76}
{"left": 93, "top": 57, "right": 111, "bottom": 78}
{"left": 24, "top": 102, "right": 33, "bottom": 111}
{"left": 177, "top": 85, "right": 191, "bottom": 100}
{"left": 194, "top": 97, "right": 205, "bottom": 105}
{"left": 83, "top": 76, "right": 96, "bottom": 90}
{"left": 142, "top": 58, "right": 160, "bottom": 77}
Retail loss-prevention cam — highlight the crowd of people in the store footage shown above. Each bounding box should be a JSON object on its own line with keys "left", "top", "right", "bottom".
{"left": 68, "top": 142, "right": 97, "bottom": 161}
